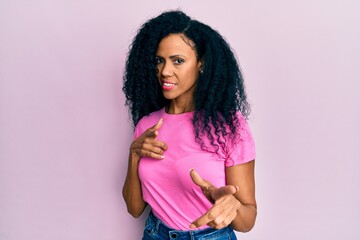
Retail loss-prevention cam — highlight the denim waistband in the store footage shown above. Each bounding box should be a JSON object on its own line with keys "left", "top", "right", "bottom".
{"left": 145, "top": 211, "right": 235, "bottom": 240}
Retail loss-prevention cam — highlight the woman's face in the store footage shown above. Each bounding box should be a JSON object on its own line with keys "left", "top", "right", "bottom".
{"left": 155, "top": 34, "right": 202, "bottom": 104}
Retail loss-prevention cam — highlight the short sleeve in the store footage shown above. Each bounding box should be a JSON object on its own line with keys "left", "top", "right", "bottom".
{"left": 132, "top": 111, "right": 161, "bottom": 141}
{"left": 225, "top": 115, "right": 256, "bottom": 167}
{"left": 133, "top": 120, "right": 143, "bottom": 140}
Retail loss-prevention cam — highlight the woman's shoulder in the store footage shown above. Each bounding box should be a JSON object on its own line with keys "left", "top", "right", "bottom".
{"left": 217, "top": 111, "right": 252, "bottom": 142}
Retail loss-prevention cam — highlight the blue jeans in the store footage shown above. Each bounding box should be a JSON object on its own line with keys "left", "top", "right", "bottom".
{"left": 142, "top": 211, "right": 237, "bottom": 240}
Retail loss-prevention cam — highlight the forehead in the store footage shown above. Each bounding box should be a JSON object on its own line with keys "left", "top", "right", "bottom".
{"left": 156, "top": 34, "right": 196, "bottom": 57}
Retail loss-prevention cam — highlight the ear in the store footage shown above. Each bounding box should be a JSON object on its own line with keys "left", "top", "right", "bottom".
{"left": 197, "top": 59, "right": 204, "bottom": 72}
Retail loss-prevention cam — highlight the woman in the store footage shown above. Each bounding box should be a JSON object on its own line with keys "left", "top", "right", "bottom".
{"left": 122, "top": 10, "right": 256, "bottom": 240}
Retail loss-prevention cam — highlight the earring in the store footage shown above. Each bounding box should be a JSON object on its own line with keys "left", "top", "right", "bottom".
{"left": 200, "top": 69, "right": 204, "bottom": 74}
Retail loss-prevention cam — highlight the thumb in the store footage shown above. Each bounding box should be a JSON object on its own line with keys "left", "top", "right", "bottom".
{"left": 145, "top": 118, "right": 163, "bottom": 138}
{"left": 190, "top": 169, "right": 239, "bottom": 202}
{"left": 190, "top": 169, "right": 212, "bottom": 189}
{"left": 151, "top": 118, "right": 163, "bottom": 132}
{"left": 190, "top": 169, "right": 215, "bottom": 203}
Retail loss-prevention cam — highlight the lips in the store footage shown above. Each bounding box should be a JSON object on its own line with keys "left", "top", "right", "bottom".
{"left": 161, "top": 80, "right": 176, "bottom": 90}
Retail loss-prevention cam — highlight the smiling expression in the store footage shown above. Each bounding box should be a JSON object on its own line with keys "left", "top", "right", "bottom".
{"left": 156, "top": 34, "right": 202, "bottom": 106}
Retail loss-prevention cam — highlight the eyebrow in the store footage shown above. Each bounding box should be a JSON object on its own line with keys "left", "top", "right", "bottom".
{"left": 169, "top": 55, "right": 186, "bottom": 59}
{"left": 156, "top": 54, "right": 187, "bottom": 59}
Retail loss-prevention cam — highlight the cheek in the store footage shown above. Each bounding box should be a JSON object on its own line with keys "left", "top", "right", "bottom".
{"left": 183, "top": 68, "right": 199, "bottom": 84}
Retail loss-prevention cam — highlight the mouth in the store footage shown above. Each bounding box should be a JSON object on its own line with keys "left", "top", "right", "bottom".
{"left": 161, "top": 80, "right": 176, "bottom": 90}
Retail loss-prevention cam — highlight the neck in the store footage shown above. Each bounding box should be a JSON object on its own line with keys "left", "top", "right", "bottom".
{"left": 166, "top": 101, "right": 195, "bottom": 114}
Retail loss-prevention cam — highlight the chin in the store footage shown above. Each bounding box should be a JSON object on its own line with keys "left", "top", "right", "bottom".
{"left": 162, "top": 93, "right": 176, "bottom": 100}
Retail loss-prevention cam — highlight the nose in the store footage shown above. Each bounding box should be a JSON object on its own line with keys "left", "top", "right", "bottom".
{"left": 159, "top": 61, "right": 173, "bottom": 77}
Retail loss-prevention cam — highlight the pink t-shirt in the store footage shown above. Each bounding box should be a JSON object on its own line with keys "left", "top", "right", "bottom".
{"left": 135, "top": 108, "right": 255, "bottom": 230}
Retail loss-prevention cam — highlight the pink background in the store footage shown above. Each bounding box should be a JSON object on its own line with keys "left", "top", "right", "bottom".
{"left": 1, "top": 1, "right": 359, "bottom": 239}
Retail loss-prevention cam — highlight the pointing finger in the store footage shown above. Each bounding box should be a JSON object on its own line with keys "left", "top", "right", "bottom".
{"left": 211, "top": 185, "right": 238, "bottom": 201}
{"left": 189, "top": 206, "right": 221, "bottom": 229}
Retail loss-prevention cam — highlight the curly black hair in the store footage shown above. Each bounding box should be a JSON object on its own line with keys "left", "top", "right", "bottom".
{"left": 123, "top": 10, "right": 251, "bottom": 153}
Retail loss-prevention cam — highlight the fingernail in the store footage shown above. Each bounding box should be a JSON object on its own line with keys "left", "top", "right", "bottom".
{"left": 154, "top": 131, "right": 158, "bottom": 136}
{"left": 235, "top": 186, "right": 239, "bottom": 191}
{"left": 189, "top": 224, "right": 196, "bottom": 229}
{"left": 161, "top": 156, "right": 165, "bottom": 159}
{"left": 189, "top": 168, "right": 193, "bottom": 172}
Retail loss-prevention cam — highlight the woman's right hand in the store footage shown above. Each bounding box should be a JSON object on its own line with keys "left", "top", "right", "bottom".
{"left": 124, "top": 118, "right": 167, "bottom": 217}
{"left": 130, "top": 118, "right": 168, "bottom": 160}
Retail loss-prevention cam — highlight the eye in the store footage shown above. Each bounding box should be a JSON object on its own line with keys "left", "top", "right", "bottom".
{"left": 173, "top": 58, "right": 184, "bottom": 65}
{"left": 155, "top": 57, "right": 164, "bottom": 64}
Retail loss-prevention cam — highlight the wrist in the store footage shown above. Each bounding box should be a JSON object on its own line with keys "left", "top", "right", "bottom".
{"left": 129, "top": 148, "right": 141, "bottom": 163}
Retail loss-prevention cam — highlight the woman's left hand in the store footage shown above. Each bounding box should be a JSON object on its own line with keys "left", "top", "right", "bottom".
{"left": 189, "top": 169, "right": 241, "bottom": 229}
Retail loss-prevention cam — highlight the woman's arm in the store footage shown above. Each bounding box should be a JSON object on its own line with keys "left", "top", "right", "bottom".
{"left": 226, "top": 160, "right": 257, "bottom": 232}
{"left": 122, "top": 118, "right": 167, "bottom": 218}
{"left": 122, "top": 152, "right": 146, "bottom": 218}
